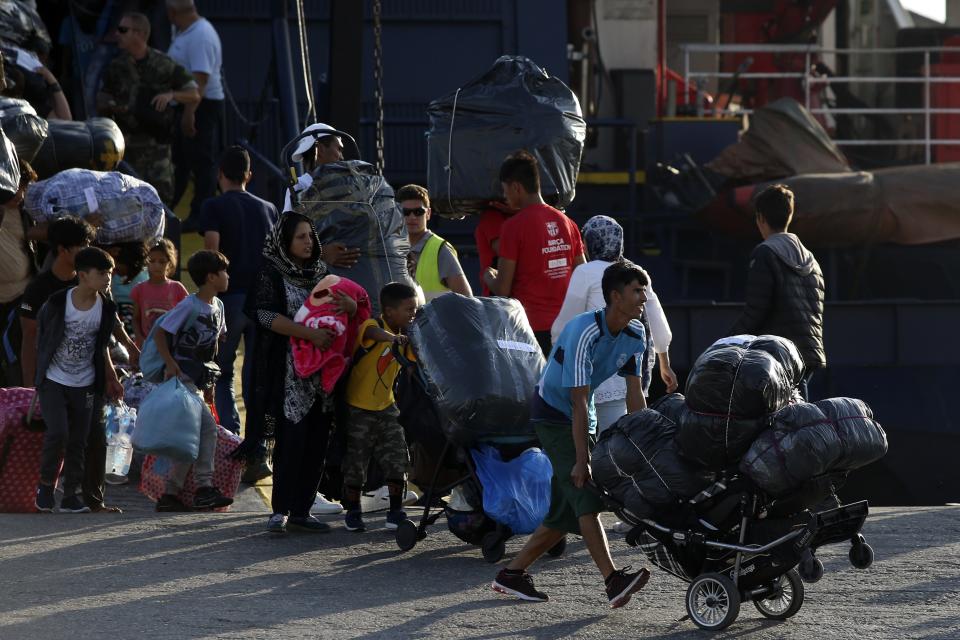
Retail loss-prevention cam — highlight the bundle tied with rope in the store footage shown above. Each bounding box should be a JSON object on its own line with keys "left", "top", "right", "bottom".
{"left": 294, "top": 158, "right": 415, "bottom": 317}
{"left": 425, "top": 55, "right": 586, "bottom": 217}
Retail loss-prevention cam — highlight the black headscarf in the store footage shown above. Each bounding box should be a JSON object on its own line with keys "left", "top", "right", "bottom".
{"left": 261, "top": 211, "right": 326, "bottom": 287}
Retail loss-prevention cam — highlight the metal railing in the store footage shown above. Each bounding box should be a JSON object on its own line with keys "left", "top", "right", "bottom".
{"left": 680, "top": 43, "right": 960, "bottom": 163}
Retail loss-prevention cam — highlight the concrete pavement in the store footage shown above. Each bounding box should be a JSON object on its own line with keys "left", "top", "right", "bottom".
{"left": 1, "top": 486, "right": 958, "bottom": 640}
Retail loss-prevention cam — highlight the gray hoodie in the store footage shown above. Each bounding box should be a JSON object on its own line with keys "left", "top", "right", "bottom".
{"left": 762, "top": 232, "right": 817, "bottom": 277}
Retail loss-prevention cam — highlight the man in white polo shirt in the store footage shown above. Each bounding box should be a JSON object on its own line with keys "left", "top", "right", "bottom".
{"left": 166, "top": 0, "right": 224, "bottom": 232}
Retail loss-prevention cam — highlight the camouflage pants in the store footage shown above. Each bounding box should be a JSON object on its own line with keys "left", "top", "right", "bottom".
{"left": 341, "top": 405, "right": 409, "bottom": 488}
{"left": 125, "top": 140, "right": 174, "bottom": 205}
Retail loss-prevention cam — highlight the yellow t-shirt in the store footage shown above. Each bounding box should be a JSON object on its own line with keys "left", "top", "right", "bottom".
{"left": 345, "top": 317, "right": 414, "bottom": 411}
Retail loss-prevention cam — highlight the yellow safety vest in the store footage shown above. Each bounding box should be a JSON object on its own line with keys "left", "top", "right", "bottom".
{"left": 415, "top": 233, "right": 456, "bottom": 300}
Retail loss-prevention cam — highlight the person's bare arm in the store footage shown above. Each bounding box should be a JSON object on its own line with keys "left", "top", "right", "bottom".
{"left": 362, "top": 323, "right": 406, "bottom": 345}
{"left": 153, "top": 327, "right": 183, "bottom": 380}
{"left": 483, "top": 257, "right": 517, "bottom": 297}
{"left": 624, "top": 375, "right": 647, "bottom": 413}
{"left": 20, "top": 317, "right": 37, "bottom": 388}
{"left": 266, "top": 314, "right": 333, "bottom": 349}
{"left": 203, "top": 231, "right": 220, "bottom": 252}
{"left": 37, "top": 66, "right": 72, "bottom": 120}
{"left": 180, "top": 73, "right": 207, "bottom": 136}
{"left": 444, "top": 274, "right": 473, "bottom": 297}
{"left": 570, "top": 385, "right": 593, "bottom": 488}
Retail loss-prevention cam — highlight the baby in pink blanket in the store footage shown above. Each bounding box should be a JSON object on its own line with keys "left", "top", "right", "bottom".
{"left": 292, "top": 275, "right": 371, "bottom": 391}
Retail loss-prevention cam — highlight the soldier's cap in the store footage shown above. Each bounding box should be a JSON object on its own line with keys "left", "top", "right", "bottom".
{"left": 291, "top": 122, "right": 338, "bottom": 162}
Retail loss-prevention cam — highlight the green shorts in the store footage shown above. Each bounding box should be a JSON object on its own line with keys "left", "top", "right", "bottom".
{"left": 534, "top": 420, "right": 607, "bottom": 535}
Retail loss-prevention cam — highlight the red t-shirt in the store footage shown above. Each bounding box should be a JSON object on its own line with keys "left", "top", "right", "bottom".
{"left": 497, "top": 203, "right": 584, "bottom": 331}
{"left": 474, "top": 209, "right": 507, "bottom": 296}
{"left": 130, "top": 279, "right": 189, "bottom": 343}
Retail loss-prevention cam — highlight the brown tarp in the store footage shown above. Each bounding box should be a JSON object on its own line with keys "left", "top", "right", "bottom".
{"left": 706, "top": 97, "right": 850, "bottom": 183}
{"left": 705, "top": 163, "right": 960, "bottom": 247}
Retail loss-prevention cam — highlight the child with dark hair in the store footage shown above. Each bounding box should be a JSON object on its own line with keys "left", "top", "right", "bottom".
{"left": 20, "top": 216, "right": 96, "bottom": 386}
{"left": 34, "top": 247, "right": 123, "bottom": 513}
{"left": 341, "top": 282, "right": 419, "bottom": 532}
{"left": 102, "top": 241, "right": 149, "bottom": 337}
{"left": 151, "top": 249, "right": 233, "bottom": 511}
{"left": 130, "top": 239, "right": 188, "bottom": 346}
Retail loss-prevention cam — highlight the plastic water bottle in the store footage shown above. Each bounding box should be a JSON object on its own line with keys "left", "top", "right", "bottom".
{"left": 104, "top": 403, "right": 135, "bottom": 484}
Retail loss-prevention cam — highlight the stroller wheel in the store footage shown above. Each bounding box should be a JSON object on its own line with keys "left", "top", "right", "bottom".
{"left": 754, "top": 569, "right": 804, "bottom": 620}
{"left": 546, "top": 536, "right": 567, "bottom": 558}
{"left": 396, "top": 519, "right": 419, "bottom": 552}
{"left": 849, "top": 539, "right": 874, "bottom": 570}
{"left": 798, "top": 552, "right": 825, "bottom": 584}
{"left": 685, "top": 573, "right": 741, "bottom": 631}
{"left": 481, "top": 532, "right": 506, "bottom": 563}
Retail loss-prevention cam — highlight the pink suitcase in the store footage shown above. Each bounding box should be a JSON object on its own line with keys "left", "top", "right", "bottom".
{"left": 0, "top": 388, "right": 49, "bottom": 513}
{"left": 139, "top": 425, "right": 244, "bottom": 511}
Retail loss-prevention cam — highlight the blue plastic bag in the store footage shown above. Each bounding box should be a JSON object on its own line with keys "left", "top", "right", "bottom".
{"left": 471, "top": 445, "right": 553, "bottom": 535}
{"left": 131, "top": 377, "right": 202, "bottom": 462}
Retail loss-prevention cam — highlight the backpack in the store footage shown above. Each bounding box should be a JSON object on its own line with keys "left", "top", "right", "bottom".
{"left": 138, "top": 295, "right": 205, "bottom": 383}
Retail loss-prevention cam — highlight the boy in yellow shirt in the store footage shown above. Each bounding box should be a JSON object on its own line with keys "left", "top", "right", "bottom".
{"left": 342, "top": 282, "right": 418, "bottom": 531}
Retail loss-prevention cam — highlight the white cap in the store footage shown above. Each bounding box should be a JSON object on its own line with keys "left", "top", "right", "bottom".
{"left": 291, "top": 122, "right": 337, "bottom": 162}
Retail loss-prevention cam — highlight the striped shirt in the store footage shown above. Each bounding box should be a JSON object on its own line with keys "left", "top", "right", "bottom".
{"left": 536, "top": 308, "right": 646, "bottom": 433}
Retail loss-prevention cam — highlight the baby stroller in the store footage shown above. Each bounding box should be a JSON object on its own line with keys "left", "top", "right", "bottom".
{"left": 392, "top": 348, "right": 565, "bottom": 562}
{"left": 597, "top": 472, "right": 874, "bottom": 631}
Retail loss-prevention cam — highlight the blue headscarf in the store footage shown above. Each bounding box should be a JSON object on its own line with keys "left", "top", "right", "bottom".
{"left": 582, "top": 215, "right": 624, "bottom": 262}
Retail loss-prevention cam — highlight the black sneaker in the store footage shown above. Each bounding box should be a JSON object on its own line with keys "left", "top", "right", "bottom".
{"left": 605, "top": 566, "right": 650, "bottom": 608}
{"left": 287, "top": 515, "right": 332, "bottom": 533}
{"left": 385, "top": 509, "right": 407, "bottom": 530}
{"left": 266, "top": 513, "right": 287, "bottom": 533}
{"left": 35, "top": 485, "right": 54, "bottom": 513}
{"left": 344, "top": 509, "right": 366, "bottom": 532}
{"left": 156, "top": 494, "right": 191, "bottom": 512}
{"left": 242, "top": 459, "right": 273, "bottom": 484}
{"left": 59, "top": 494, "right": 91, "bottom": 514}
{"left": 491, "top": 569, "right": 549, "bottom": 602}
{"left": 193, "top": 486, "right": 233, "bottom": 510}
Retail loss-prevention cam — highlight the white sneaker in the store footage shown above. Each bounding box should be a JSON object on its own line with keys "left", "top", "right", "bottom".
{"left": 310, "top": 493, "right": 344, "bottom": 515}
{"left": 371, "top": 485, "right": 419, "bottom": 506}
{"left": 612, "top": 521, "right": 632, "bottom": 534}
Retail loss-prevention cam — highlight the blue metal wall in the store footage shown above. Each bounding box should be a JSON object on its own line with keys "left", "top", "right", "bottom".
{"left": 202, "top": 0, "right": 568, "bottom": 190}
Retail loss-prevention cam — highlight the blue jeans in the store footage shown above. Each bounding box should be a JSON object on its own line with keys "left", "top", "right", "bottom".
{"left": 215, "top": 293, "right": 255, "bottom": 435}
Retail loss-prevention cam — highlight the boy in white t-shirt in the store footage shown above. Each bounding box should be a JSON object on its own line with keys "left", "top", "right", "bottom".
{"left": 34, "top": 247, "right": 123, "bottom": 513}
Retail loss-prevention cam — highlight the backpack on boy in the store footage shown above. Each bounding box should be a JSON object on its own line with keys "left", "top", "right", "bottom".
{"left": 138, "top": 294, "right": 205, "bottom": 383}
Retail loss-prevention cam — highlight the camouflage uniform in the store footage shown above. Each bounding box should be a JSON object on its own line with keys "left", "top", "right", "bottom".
{"left": 341, "top": 404, "right": 410, "bottom": 488}
{"left": 100, "top": 48, "right": 195, "bottom": 205}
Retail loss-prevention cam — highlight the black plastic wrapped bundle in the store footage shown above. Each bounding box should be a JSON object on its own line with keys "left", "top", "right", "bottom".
{"left": 651, "top": 392, "right": 766, "bottom": 470}
{"left": 814, "top": 398, "right": 888, "bottom": 470}
{"left": 685, "top": 334, "right": 802, "bottom": 418}
{"left": 31, "top": 118, "right": 125, "bottom": 179}
{"left": 408, "top": 294, "right": 544, "bottom": 445}
{"left": 0, "top": 96, "right": 47, "bottom": 162}
{"left": 426, "top": 55, "right": 586, "bottom": 217}
{"left": 592, "top": 409, "right": 714, "bottom": 520}
{"left": 296, "top": 160, "right": 415, "bottom": 316}
{"left": 0, "top": 127, "right": 19, "bottom": 202}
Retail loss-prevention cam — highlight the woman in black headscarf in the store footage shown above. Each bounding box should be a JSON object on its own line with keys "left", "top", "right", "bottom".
{"left": 240, "top": 212, "right": 358, "bottom": 533}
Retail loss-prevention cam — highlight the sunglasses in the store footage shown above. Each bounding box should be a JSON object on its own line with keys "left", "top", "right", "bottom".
{"left": 402, "top": 207, "right": 427, "bottom": 217}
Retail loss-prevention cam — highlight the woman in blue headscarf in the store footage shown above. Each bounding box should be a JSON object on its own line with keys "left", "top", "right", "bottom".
{"left": 551, "top": 215, "right": 678, "bottom": 433}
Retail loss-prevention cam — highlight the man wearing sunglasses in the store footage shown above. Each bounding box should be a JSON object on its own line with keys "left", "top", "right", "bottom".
{"left": 396, "top": 184, "right": 472, "bottom": 301}
{"left": 98, "top": 12, "right": 200, "bottom": 205}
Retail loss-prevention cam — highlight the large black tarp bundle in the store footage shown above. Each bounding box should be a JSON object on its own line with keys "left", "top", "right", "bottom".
{"left": 426, "top": 55, "right": 586, "bottom": 217}
{"left": 740, "top": 397, "right": 887, "bottom": 496}
{"left": 408, "top": 294, "right": 544, "bottom": 446}
{"left": 0, "top": 96, "right": 46, "bottom": 162}
{"left": 0, "top": 2, "right": 52, "bottom": 57}
{"left": 31, "top": 118, "right": 125, "bottom": 179}
{"left": 651, "top": 392, "right": 766, "bottom": 470}
{"left": 686, "top": 335, "right": 803, "bottom": 418}
{"left": 592, "top": 409, "right": 714, "bottom": 520}
{"left": 296, "top": 160, "right": 415, "bottom": 316}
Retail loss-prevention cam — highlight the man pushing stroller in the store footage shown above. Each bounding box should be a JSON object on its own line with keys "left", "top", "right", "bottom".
{"left": 492, "top": 261, "right": 652, "bottom": 608}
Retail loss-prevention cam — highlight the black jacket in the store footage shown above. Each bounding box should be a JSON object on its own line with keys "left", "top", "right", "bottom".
{"left": 730, "top": 233, "right": 825, "bottom": 370}
{"left": 35, "top": 288, "right": 117, "bottom": 392}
